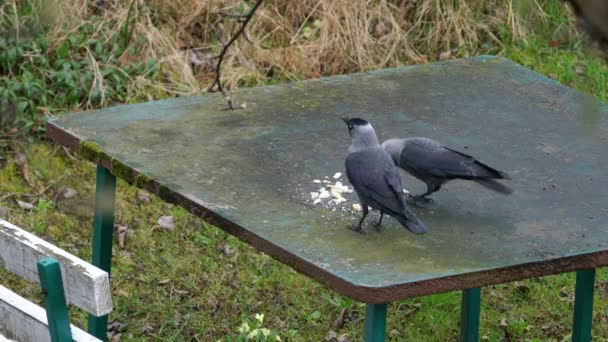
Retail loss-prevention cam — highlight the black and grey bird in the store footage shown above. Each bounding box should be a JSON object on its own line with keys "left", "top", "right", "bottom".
{"left": 342, "top": 118, "right": 427, "bottom": 234}
{"left": 382, "top": 137, "right": 512, "bottom": 201}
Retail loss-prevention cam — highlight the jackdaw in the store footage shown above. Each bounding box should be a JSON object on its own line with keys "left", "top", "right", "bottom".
{"left": 382, "top": 137, "right": 512, "bottom": 201}
{"left": 342, "top": 118, "right": 427, "bottom": 234}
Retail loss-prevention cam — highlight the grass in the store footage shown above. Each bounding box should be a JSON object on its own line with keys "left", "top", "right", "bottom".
{"left": 1, "top": 0, "right": 608, "bottom": 341}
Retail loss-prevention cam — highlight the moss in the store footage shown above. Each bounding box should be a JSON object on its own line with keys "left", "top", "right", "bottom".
{"left": 0, "top": 163, "right": 30, "bottom": 193}
{"left": 110, "top": 157, "right": 134, "bottom": 183}
{"left": 159, "top": 184, "right": 172, "bottom": 199}
{"left": 78, "top": 141, "right": 104, "bottom": 164}
{"left": 134, "top": 173, "right": 153, "bottom": 189}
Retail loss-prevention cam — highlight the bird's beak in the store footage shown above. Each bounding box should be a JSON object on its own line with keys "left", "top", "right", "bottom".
{"left": 341, "top": 117, "right": 350, "bottom": 125}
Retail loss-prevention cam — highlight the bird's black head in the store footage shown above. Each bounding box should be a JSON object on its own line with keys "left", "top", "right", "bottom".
{"left": 341, "top": 117, "right": 369, "bottom": 134}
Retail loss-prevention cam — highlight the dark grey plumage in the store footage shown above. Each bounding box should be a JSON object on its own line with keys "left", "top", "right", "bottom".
{"left": 342, "top": 118, "right": 426, "bottom": 234}
{"left": 382, "top": 137, "right": 512, "bottom": 200}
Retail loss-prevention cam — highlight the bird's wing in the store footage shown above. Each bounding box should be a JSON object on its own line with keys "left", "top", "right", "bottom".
{"left": 346, "top": 150, "right": 408, "bottom": 215}
{"left": 442, "top": 146, "right": 509, "bottom": 179}
{"left": 401, "top": 141, "right": 502, "bottom": 180}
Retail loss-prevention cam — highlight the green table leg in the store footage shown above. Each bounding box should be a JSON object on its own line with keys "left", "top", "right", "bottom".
{"left": 572, "top": 268, "right": 595, "bottom": 342}
{"left": 460, "top": 287, "right": 481, "bottom": 342}
{"left": 88, "top": 165, "right": 116, "bottom": 340}
{"left": 364, "top": 303, "right": 387, "bottom": 342}
{"left": 38, "top": 257, "right": 73, "bottom": 342}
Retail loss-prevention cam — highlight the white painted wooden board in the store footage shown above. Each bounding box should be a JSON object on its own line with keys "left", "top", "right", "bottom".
{"left": 0, "top": 219, "right": 112, "bottom": 316}
{"left": 0, "top": 285, "right": 100, "bottom": 342}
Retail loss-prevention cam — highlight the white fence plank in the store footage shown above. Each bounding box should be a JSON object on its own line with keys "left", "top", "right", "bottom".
{"left": 0, "top": 219, "right": 112, "bottom": 316}
{"left": 0, "top": 285, "right": 100, "bottom": 342}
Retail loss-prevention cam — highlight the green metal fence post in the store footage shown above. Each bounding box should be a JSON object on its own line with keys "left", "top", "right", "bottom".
{"left": 88, "top": 165, "right": 116, "bottom": 340}
{"left": 364, "top": 303, "right": 387, "bottom": 342}
{"left": 572, "top": 269, "right": 595, "bottom": 342}
{"left": 37, "top": 257, "right": 73, "bottom": 342}
{"left": 460, "top": 287, "right": 481, "bottom": 342}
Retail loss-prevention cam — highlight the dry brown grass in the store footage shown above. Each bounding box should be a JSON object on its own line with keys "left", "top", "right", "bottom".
{"left": 43, "top": 0, "right": 562, "bottom": 97}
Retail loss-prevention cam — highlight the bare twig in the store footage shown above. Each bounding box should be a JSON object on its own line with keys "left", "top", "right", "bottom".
{"left": 242, "top": 30, "right": 254, "bottom": 45}
{"left": 208, "top": 0, "right": 263, "bottom": 110}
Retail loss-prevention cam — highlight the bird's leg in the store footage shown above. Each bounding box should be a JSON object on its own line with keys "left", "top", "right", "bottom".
{"left": 374, "top": 212, "right": 384, "bottom": 231}
{"left": 350, "top": 205, "right": 368, "bottom": 234}
{"left": 413, "top": 184, "right": 440, "bottom": 202}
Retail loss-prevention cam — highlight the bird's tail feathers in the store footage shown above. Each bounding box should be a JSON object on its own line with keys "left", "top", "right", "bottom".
{"left": 394, "top": 209, "right": 427, "bottom": 234}
{"left": 474, "top": 179, "right": 513, "bottom": 195}
{"left": 496, "top": 170, "right": 511, "bottom": 180}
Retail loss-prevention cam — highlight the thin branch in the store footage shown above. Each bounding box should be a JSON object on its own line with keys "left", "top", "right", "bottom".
{"left": 242, "top": 30, "right": 254, "bottom": 45}
{"left": 208, "top": 0, "right": 263, "bottom": 110}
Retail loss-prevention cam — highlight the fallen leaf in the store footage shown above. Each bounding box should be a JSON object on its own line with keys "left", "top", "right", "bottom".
{"left": 14, "top": 154, "right": 27, "bottom": 166}
{"left": 13, "top": 154, "right": 42, "bottom": 191}
{"left": 500, "top": 319, "right": 508, "bottom": 327}
{"left": 108, "top": 320, "right": 128, "bottom": 333}
{"left": 309, "top": 70, "right": 322, "bottom": 78}
{"left": 548, "top": 40, "right": 560, "bottom": 47}
{"left": 116, "top": 225, "right": 128, "bottom": 248}
{"left": 116, "top": 289, "right": 130, "bottom": 297}
{"left": 137, "top": 190, "right": 151, "bottom": 203}
{"left": 62, "top": 187, "right": 78, "bottom": 199}
{"left": 220, "top": 244, "right": 235, "bottom": 256}
{"left": 326, "top": 330, "right": 337, "bottom": 341}
{"left": 17, "top": 200, "right": 34, "bottom": 210}
{"left": 141, "top": 324, "right": 154, "bottom": 335}
{"left": 439, "top": 50, "right": 451, "bottom": 60}
{"left": 333, "top": 308, "right": 347, "bottom": 329}
{"left": 375, "top": 21, "right": 387, "bottom": 37}
{"left": 575, "top": 65, "right": 585, "bottom": 75}
{"left": 337, "top": 335, "right": 350, "bottom": 342}
{"left": 157, "top": 215, "right": 175, "bottom": 230}
{"left": 157, "top": 279, "right": 171, "bottom": 286}
{"left": 118, "top": 50, "right": 137, "bottom": 66}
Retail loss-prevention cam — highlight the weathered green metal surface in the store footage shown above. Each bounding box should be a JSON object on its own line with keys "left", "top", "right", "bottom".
{"left": 460, "top": 287, "right": 481, "bottom": 342}
{"left": 47, "top": 56, "right": 608, "bottom": 301}
{"left": 88, "top": 165, "right": 116, "bottom": 339}
{"left": 572, "top": 268, "right": 595, "bottom": 342}
{"left": 37, "top": 257, "right": 73, "bottom": 342}
{"left": 364, "top": 303, "right": 387, "bottom": 342}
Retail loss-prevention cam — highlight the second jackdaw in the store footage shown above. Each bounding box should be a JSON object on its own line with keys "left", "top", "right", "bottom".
{"left": 343, "top": 118, "right": 427, "bottom": 234}
{"left": 382, "top": 137, "right": 512, "bottom": 201}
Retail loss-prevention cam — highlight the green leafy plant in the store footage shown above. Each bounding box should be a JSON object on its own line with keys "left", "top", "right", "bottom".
{"left": 224, "top": 313, "right": 282, "bottom": 342}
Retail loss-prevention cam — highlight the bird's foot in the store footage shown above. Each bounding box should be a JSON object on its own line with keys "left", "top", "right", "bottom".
{"left": 349, "top": 224, "right": 366, "bottom": 234}
{"left": 412, "top": 195, "right": 433, "bottom": 203}
{"left": 373, "top": 221, "right": 383, "bottom": 232}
